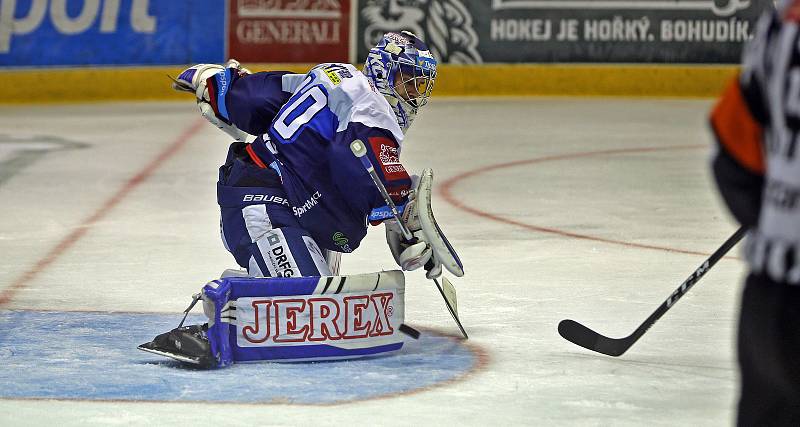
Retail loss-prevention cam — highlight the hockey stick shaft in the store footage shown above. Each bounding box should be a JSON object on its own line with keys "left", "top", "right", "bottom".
{"left": 349, "top": 140, "right": 468, "bottom": 338}
{"left": 558, "top": 225, "right": 747, "bottom": 356}
{"left": 628, "top": 225, "right": 746, "bottom": 337}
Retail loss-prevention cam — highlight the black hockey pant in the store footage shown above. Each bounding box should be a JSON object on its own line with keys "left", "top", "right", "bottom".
{"left": 737, "top": 273, "right": 800, "bottom": 426}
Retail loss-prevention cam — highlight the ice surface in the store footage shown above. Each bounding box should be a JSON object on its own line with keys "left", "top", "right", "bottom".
{"left": 0, "top": 99, "right": 743, "bottom": 426}
{"left": 0, "top": 311, "right": 478, "bottom": 404}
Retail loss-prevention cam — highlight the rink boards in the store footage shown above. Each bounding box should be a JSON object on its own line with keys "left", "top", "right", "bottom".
{"left": 0, "top": 63, "right": 739, "bottom": 103}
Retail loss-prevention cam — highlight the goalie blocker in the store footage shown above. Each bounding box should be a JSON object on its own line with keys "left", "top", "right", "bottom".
{"left": 382, "top": 168, "right": 464, "bottom": 279}
{"left": 139, "top": 270, "right": 408, "bottom": 368}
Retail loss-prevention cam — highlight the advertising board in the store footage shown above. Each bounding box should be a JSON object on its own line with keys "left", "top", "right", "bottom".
{"left": 356, "top": 0, "right": 771, "bottom": 63}
{"left": 0, "top": 0, "right": 223, "bottom": 66}
{"left": 228, "top": 0, "right": 351, "bottom": 63}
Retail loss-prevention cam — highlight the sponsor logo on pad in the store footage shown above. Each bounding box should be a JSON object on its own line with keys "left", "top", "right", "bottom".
{"left": 236, "top": 291, "right": 398, "bottom": 346}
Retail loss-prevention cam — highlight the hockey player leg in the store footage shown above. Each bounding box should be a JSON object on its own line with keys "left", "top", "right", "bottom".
{"left": 248, "top": 227, "right": 331, "bottom": 278}
{"left": 218, "top": 155, "right": 330, "bottom": 278}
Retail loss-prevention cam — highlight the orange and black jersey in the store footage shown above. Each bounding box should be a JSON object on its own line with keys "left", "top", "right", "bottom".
{"left": 710, "top": 0, "right": 800, "bottom": 284}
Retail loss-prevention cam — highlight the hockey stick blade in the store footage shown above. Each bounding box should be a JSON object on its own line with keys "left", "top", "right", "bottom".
{"left": 558, "top": 319, "right": 630, "bottom": 357}
{"left": 558, "top": 226, "right": 747, "bottom": 357}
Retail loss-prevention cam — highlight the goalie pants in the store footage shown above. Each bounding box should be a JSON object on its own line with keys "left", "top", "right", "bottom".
{"left": 737, "top": 273, "right": 800, "bottom": 426}
{"left": 217, "top": 142, "right": 334, "bottom": 278}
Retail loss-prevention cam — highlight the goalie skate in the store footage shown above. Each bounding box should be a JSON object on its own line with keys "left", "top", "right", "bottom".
{"left": 137, "top": 324, "right": 215, "bottom": 368}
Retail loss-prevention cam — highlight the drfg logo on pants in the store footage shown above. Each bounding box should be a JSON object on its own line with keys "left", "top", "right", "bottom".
{"left": 265, "top": 231, "right": 300, "bottom": 278}
{"left": 0, "top": 0, "right": 156, "bottom": 53}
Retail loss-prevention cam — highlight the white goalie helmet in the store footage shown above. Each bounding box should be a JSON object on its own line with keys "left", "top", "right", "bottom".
{"left": 363, "top": 31, "right": 438, "bottom": 133}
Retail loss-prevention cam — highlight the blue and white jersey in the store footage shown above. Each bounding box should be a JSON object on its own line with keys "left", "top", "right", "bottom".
{"left": 213, "top": 64, "right": 412, "bottom": 253}
{"left": 274, "top": 64, "right": 404, "bottom": 146}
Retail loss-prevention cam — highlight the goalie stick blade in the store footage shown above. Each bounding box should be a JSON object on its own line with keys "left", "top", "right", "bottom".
{"left": 434, "top": 278, "right": 468, "bottom": 340}
{"left": 557, "top": 319, "right": 630, "bottom": 357}
{"left": 441, "top": 277, "right": 458, "bottom": 315}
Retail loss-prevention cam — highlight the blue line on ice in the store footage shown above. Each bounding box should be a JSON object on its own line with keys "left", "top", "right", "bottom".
{"left": 0, "top": 310, "right": 477, "bottom": 404}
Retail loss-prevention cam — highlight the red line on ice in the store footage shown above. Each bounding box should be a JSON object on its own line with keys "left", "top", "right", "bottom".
{"left": 0, "top": 118, "right": 206, "bottom": 307}
{"left": 440, "top": 144, "right": 731, "bottom": 257}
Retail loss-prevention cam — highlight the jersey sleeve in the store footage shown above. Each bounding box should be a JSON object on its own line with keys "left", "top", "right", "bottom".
{"left": 329, "top": 123, "right": 412, "bottom": 224}
{"left": 709, "top": 75, "right": 765, "bottom": 175}
{"left": 205, "top": 69, "right": 295, "bottom": 136}
{"left": 363, "top": 132, "right": 413, "bottom": 224}
{"left": 364, "top": 134, "right": 412, "bottom": 202}
{"left": 709, "top": 75, "right": 766, "bottom": 227}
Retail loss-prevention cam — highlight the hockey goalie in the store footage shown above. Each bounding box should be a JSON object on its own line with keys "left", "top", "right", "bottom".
{"left": 138, "top": 31, "right": 464, "bottom": 368}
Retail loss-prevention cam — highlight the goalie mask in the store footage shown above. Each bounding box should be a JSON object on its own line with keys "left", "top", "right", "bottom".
{"left": 364, "top": 31, "right": 437, "bottom": 133}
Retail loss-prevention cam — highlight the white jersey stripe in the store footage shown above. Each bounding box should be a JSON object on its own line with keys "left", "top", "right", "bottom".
{"left": 242, "top": 204, "right": 273, "bottom": 243}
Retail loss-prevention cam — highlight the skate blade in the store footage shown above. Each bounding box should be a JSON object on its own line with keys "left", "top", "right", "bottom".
{"left": 137, "top": 343, "right": 203, "bottom": 366}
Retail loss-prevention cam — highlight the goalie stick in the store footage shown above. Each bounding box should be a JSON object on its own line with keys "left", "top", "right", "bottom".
{"left": 350, "top": 140, "right": 468, "bottom": 339}
{"left": 558, "top": 226, "right": 747, "bottom": 357}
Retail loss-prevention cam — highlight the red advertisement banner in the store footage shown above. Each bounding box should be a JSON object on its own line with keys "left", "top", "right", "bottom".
{"left": 228, "top": 0, "right": 350, "bottom": 63}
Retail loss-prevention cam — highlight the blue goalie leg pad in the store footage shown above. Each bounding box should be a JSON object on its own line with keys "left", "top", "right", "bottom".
{"left": 139, "top": 271, "right": 407, "bottom": 368}
{"left": 203, "top": 273, "right": 407, "bottom": 365}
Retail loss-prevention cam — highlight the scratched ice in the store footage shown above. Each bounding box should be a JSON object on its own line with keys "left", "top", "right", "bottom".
{"left": 0, "top": 100, "right": 743, "bottom": 426}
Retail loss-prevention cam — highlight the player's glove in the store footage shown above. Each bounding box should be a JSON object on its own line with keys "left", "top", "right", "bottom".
{"left": 171, "top": 59, "right": 251, "bottom": 141}
{"left": 171, "top": 59, "right": 250, "bottom": 99}
{"left": 385, "top": 181, "right": 443, "bottom": 279}
{"left": 385, "top": 169, "right": 463, "bottom": 279}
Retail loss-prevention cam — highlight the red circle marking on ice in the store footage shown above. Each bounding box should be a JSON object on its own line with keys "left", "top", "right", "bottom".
{"left": 440, "top": 144, "right": 728, "bottom": 257}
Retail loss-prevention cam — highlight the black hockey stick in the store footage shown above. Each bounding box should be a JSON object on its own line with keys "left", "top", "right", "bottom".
{"left": 558, "top": 226, "right": 747, "bottom": 356}
{"left": 350, "top": 140, "right": 468, "bottom": 339}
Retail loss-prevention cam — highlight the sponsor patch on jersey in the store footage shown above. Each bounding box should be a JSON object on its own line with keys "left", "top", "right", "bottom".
{"left": 331, "top": 231, "right": 353, "bottom": 252}
{"left": 369, "top": 136, "right": 408, "bottom": 181}
{"left": 387, "top": 185, "right": 411, "bottom": 201}
{"left": 321, "top": 65, "right": 353, "bottom": 86}
{"left": 337, "top": 68, "right": 353, "bottom": 79}
{"left": 293, "top": 191, "right": 322, "bottom": 218}
{"left": 323, "top": 68, "right": 342, "bottom": 85}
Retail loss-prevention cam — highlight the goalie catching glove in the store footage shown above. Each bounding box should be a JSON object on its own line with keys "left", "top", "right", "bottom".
{"left": 386, "top": 168, "right": 464, "bottom": 279}
{"left": 171, "top": 59, "right": 251, "bottom": 141}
